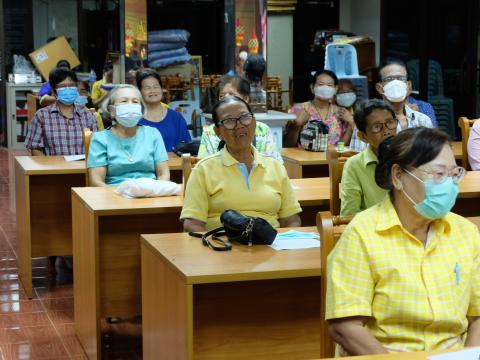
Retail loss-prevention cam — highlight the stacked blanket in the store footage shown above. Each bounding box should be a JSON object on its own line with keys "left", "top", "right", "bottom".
{"left": 148, "top": 29, "right": 192, "bottom": 68}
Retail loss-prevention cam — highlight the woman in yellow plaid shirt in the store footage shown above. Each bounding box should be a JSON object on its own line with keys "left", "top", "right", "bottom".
{"left": 326, "top": 127, "right": 480, "bottom": 356}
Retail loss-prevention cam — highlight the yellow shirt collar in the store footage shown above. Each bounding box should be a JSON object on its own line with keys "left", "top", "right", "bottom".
{"left": 220, "top": 145, "right": 267, "bottom": 168}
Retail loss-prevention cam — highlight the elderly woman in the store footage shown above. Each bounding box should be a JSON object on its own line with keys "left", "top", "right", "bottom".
{"left": 87, "top": 84, "right": 170, "bottom": 186}
{"left": 326, "top": 127, "right": 480, "bottom": 356}
{"left": 198, "top": 74, "right": 282, "bottom": 162}
{"left": 136, "top": 68, "right": 191, "bottom": 152}
{"left": 285, "top": 69, "right": 355, "bottom": 147}
{"left": 181, "top": 96, "right": 302, "bottom": 232}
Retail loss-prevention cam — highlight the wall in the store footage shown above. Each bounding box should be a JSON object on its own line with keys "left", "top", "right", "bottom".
{"left": 32, "top": 0, "right": 78, "bottom": 55}
{"left": 339, "top": 0, "right": 380, "bottom": 65}
{"left": 267, "top": 14, "right": 293, "bottom": 106}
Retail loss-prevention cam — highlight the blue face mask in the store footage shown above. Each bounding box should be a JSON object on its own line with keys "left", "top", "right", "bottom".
{"left": 402, "top": 169, "right": 459, "bottom": 219}
{"left": 57, "top": 87, "right": 79, "bottom": 105}
{"left": 114, "top": 103, "right": 143, "bottom": 128}
{"left": 74, "top": 95, "right": 89, "bottom": 107}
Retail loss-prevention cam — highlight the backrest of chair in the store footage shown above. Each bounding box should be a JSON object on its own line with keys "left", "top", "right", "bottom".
{"left": 182, "top": 153, "right": 200, "bottom": 192}
{"left": 266, "top": 75, "right": 282, "bottom": 111}
{"left": 27, "top": 93, "right": 39, "bottom": 125}
{"left": 317, "top": 211, "right": 353, "bottom": 358}
{"left": 82, "top": 128, "right": 93, "bottom": 186}
{"left": 326, "top": 145, "right": 359, "bottom": 215}
{"left": 458, "top": 117, "right": 476, "bottom": 170}
{"left": 324, "top": 43, "right": 359, "bottom": 77}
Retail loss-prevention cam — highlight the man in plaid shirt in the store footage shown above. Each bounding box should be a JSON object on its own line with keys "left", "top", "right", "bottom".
{"left": 26, "top": 67, "right": 98, "bottom": 155}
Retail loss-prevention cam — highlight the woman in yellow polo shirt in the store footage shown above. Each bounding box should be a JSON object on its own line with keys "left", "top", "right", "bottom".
{"left": 326, "top": 127, "right": 480, "bottom": 355}
{"left": 180, "top": 96, "right": 302, "bottom": 232}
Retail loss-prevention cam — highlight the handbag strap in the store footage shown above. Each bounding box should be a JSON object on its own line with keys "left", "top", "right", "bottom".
{"left": 189, "top": 227, "right": 232, "bottom": 251}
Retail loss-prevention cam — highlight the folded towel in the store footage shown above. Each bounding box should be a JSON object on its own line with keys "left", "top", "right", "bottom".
{"left": 148, "top": 47, "right": 189, "bottom": 62}
{"left": 148, "top": 29, "right": 190, "bottom": 43}
{"left": 114, "top": 178, "right": 181, "bottom": 198}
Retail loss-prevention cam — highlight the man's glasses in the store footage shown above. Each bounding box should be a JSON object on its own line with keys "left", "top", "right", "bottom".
{"left": 369, "top": 118, "right": 398, "bottom": 134}
{"left": 219, "top": 113, "right": 254, "bottom": 130}
{"left": 381, "top": 75, "right": 408, "bottom": 83}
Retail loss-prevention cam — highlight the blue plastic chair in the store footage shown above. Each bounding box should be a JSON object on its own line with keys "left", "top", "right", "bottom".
{"left": 324, "top": 44, "right": 359, "bottom": 77}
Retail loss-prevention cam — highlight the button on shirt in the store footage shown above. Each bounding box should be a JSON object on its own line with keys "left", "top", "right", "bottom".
{"left": 25, "top": 103, "right": 98, "bottom": 155}
{"left": 349, "top": 104, "right": 434, "bottom": 152}
{"left": 340, "top": 145, "right": 388, "bottom": 216}
{"left": 180, "top": 146, "right": 302, "bottom": 229}
{"left": 326, "top": 196, "right": 480, "bottom": 352}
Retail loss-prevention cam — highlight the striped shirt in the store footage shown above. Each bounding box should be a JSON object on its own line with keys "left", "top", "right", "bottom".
{"left": 26, "top": 103, "right": 98, "bottom": 155}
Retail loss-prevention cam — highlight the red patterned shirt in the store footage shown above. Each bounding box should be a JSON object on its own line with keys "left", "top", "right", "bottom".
{"left": 26, "top": 103, "right": 98, "bottom": 155}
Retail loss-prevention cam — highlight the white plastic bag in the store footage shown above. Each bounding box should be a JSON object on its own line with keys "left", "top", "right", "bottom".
{"left": 13, "top": 55, "right": 35, "bottom": 74}
{"left": 114, "top": 178, "right": 181, "bottom": 198}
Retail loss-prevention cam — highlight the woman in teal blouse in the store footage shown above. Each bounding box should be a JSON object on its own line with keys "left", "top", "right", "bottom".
{"left": 87, "top": 84, "right": 170, "bottom": 186}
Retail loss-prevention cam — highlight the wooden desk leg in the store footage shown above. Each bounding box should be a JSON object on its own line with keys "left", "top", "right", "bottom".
{"left": 72, "top": 195, "right": 101, "bottom": 360}
{"left": 283, "top": 160, "right": 303, "bottom": 179}
{"left": 142, "top": 242, "right": 193, "bottom": 359}
{"left": 15, "top": 166, "right": 33, "bottom": 299}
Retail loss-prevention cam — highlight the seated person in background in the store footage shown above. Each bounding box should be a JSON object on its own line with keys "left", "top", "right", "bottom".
{"left": 340, "top": 99, "right": 397, "bottom": 216}
{"left": 198, "top": 74, "right": 282, "bottom": 162}
{"left": 38, "top": 59, "right": 71, "bottom": 107}
{"left": 326, "top": 127, "right": 479, "bottom": 356}
{"left": 91, "top": 62, "right": 113, "bottom": 108}
{"left": 26, "top": 67, "right": 98, "bottom": 156}
{"left": 349, "top": 61, "right": 434, "bottom": 151}
{"left": 285, "top": 69, "right": 355, "bottom": 147}
{"left": 467, "top": 119, "right": 480, "bottom": 170}
{"left": 243, "top": 54, "right": 267, "bottom": 104}
{"left": 136, "top": 68, "right": 191, "bottom": 152}
{"left": 75, "top": 80, "right": 104, "bottom": 130}
{"left": 407, "top": 94, "right": 438, "bottom": 127}
{"left": 181, "top": 96, "right": 302, "bottom": 232}
{"left": 87, "top": 84, "right": 170, "bottom": 186}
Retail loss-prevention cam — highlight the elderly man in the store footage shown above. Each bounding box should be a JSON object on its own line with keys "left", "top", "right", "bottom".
{"left": 349, "top": 61, "right": 433, "bottom": 151}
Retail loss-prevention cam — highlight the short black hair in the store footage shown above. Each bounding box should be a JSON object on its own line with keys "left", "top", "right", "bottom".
{"left": 212, "top": 96, "right": 252, "bottom": 127}
{"left": 56, "top": 59, "right": 71, "bottom": 69}
{"left": 135, "top": 68, "right": 161, "bottom": 90}
{"left": 217, "top": 75, "right": 251, "bottom": 98}
{"left": 243, "top": 54, "right": 266, "bottom": 83}
{"left": 49, "top": 67, "right": 77, "bottom": 91}
{"left": 311, "top": 69, "right": 338, "bottom": 87}
{"left": 375, "top": 127, "right": 451, "bottom": 191}
{"left": 103, "top": 62, "right": 113, "bottom": 72}
{"left": 354, "top": 99, "right": 396, "bottom": 132}
{"left": 377, "top": 59, "right": 409, "bottom": 83}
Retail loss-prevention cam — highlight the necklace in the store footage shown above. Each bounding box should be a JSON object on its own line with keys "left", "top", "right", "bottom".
{"left": 311, "top": 101, "right": 330, "bottom": 121}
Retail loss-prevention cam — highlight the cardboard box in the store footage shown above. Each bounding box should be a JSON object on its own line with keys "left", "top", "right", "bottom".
{"left": 29, "top": 36, "right": 80, "bottom": 80}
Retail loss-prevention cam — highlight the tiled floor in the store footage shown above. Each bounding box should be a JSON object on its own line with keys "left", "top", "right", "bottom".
{"left": 0, "top": 148, "right": 142, "bottom": 359}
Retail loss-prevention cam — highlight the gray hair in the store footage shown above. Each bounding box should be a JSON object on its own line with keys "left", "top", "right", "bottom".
{"left": 101, "top": 84, "right": 145, "bottom": 116}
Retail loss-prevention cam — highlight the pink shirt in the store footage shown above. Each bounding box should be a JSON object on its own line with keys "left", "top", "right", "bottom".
{"left": 467, "top": 120, "right": 480, "bottom": 170}
{"left": 290, "top": 101, "right": 347, "bottom": 145}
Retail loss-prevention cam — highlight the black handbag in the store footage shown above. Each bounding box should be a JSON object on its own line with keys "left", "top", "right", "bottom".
{"left": 189, "top": 209, "right": 278, "bottom": 251}
{"left": 172, "top": 138, "right": 201, "bottom": 156}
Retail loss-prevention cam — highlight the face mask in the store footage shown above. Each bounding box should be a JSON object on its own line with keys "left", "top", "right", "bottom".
{"left": 56, "top": 87, "right": 79, "bottom": 105}
{"left": 74, "top": 95, "right": 89, "bottom": 108}
{"left": 114, "top": 103, "right": 143, "bottom": 128}
{"left": 382, "top": 79, "right": 407, "bottom": 102}
{"left": 336, "top": 92, "right": 357, "bottom": 107}
{"left": 314, "top": 85, "right": 336, "bottom": 100}
{"left": 401, "top": 169, "right": 459, "bottom": 219}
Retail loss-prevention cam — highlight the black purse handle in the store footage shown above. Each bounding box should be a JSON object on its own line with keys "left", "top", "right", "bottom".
{"left": 189, "top": 227, "right": 232, "bottom": 251}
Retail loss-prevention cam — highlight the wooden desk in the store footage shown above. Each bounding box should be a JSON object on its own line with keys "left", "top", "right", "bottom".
{"left": 281, "top": 141, "right": 463, "bottom": 179}
{"left": 141, "top": 227, "right": 320, "bottom": 359}
{"left": 15, "top": 153, "right": 183, "bottom": 299}
{"left": 72, "top": 180, "right": 328, "bottom": 359}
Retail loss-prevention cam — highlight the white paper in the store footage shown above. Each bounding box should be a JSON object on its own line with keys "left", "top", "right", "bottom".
{"left": 270, "top": 231, "right": 320, "bottom": 250}
{"left": 427, "top": 347, "right": 480, "bottom": 360}
{"left": 64, "top": 154, "right": 85, "bottom": 162}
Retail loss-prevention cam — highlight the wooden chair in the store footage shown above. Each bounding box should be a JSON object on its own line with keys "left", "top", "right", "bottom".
{"left": 317, "top": 211, "right": 353, "bottom": 358}
{"left": 82, "top": 128, "right": 93, "bottom": 186}
{"left": 160, "top": 75, "right": 189, "bottom": 103}
{"left": 266, "top": 75, "right": 290, "bottom": 111}
{"left": 326, "top": 145, "right": 359, "bottom": 215}
{"left": 458, "top": 117, "right": 476, "bottom": 170}
{"left": 181, "top": 153, "right": 200, "bottom": 192}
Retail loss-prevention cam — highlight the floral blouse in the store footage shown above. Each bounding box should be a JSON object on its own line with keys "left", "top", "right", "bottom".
{"left": 290, "top": 101, "right": 347, "bottom": 145}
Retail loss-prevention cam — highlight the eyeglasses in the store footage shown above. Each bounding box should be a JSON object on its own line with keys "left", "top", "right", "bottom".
{"left": 382, "top": 75, "right": 408, "bottom": 83}
{"left": 219, "top": 113, "right": 254, "bottom": 130}
{"left": 142, "top": 86, "right": 162, "bottom": 91}
{"left": 369, "top": 118, "right": 398, "bottom": 134}
{"left": 414, "top": 165, "right": 466, "bottom": 184}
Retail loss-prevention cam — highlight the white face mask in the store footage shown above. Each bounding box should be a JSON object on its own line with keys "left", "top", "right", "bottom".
{"left": 383, "top": 79, "right": 408, "bottom": 103}
{"left": 114, "top": 103, "right": 143, "bottom": 128}
{"left": 336, "top": 92, "right": 357, "bottom": 107}
{"left": 314, "top": 85, "right": 336, "bottom": 100}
